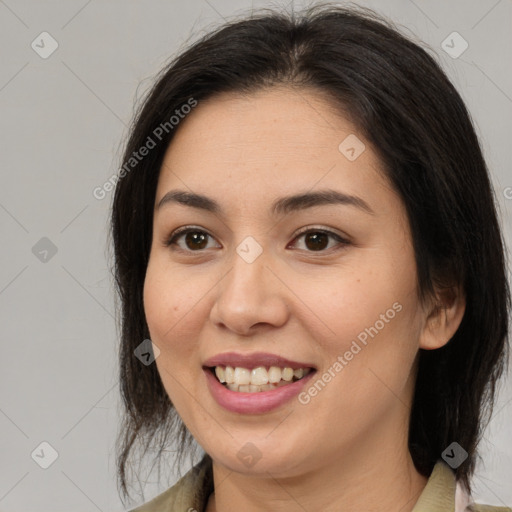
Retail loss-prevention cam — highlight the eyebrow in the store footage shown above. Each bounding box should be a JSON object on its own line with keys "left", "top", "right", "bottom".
{"left": 156, "top": 189, "right": 375, "bottom": 216}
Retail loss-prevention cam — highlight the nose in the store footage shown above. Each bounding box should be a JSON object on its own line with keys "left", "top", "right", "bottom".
{"left": 209, "top": 246, "right": 290, "bottom": 336}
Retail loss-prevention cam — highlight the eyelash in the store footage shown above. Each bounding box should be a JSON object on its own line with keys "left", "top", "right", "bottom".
{"left": 163, "top": 225, "right": 350, "bottom": 255}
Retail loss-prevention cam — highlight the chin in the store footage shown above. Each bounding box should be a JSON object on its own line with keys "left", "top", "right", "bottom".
{"left": 211, "top": 446, "right": 307, "bottom": 478}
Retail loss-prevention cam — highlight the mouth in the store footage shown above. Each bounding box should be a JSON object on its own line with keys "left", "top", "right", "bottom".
{"left": 204, "top": 365, "right": 315, "bottom": 393}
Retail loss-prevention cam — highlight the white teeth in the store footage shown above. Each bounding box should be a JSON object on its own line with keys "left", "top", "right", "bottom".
{"left": 226, "top": 380, "right": 290, "bottom": 393}
{"left": 213, "top": 365, "right": 312, "bottom": 392}
{"left": 250, "top": 367, "right": 268, "bottom": 386}
{"left": 215, "top": 366, "right": 226, "bottom": 383}
{"left": 268, "top": 366, "right": 282, "bottom": 383}
{"left": 234, "top": 367, "right": 251, "bottom": 385}
{"left": 282, "top": 367, "right": 294, "bottom": 381}
{"left": 225, "top": 366, "right": 235, "bottom": 384}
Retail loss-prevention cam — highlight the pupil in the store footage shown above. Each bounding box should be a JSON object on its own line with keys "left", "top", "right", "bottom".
{"left": 186, "top": 232, "right": 207, "bottom": 250}
{"left": 306, "top": 232, "right": 328, "bottom": 251}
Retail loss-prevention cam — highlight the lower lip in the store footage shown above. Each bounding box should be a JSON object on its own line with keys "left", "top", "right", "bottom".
{"left": 204, "top": 368, "right": 316, "bottom": 414}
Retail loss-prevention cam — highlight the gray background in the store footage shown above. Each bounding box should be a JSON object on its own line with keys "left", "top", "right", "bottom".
{"left": 0, "top": 0, "right": 511, "bottom": 510}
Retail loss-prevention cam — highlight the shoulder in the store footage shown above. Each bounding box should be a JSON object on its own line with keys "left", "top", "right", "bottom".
{"left": 422, "top": 461, "right": 511, "bottom": 512}
{"left": 128, "top": 455, "right": 213, "bottom": 512}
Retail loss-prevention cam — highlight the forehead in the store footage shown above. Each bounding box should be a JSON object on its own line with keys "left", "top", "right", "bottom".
{"left": 156, "top": 87, "right": 397, "bottom": 216}
{"left": 163, "top": 86, "right": 361, "bottom": 161}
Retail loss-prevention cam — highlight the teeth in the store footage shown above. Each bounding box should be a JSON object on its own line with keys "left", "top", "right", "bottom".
{"left": 268, "top": 366, "right": 282, "bottom": 383}
{"left": 293, "top": 368, "right": 304, "bottom": 379}
{"left": 234, "top": 367, "right": 251, "bottom": 385}
{"left": 282, "top": 367, "right": 294, "bottom": 381}
{"left": 215, "top": 366, "right": 226, "bottom": 383}
{"left": 225, "top": 366, "right": 235, "bottom": 384}
{"left": 213, "top": 365, "right": 312, "bottom": 392}
{"left": 251, "top": 367, "right": 268, "bottom": 386}
{"left": 226, "top": 379, "right": 296, "bottom": 392}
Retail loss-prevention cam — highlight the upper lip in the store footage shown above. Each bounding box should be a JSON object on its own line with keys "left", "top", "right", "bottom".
{"left": 203, "top": 351, "right": 316, "bottom": 370}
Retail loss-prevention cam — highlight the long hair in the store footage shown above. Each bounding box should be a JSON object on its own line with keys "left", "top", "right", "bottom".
{"left": 110, "top": 2, "right": 510, "bottom": 503}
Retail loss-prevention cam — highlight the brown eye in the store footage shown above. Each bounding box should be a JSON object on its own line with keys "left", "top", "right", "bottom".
{"left": 303, "top": 232, "right": 329, "bottom": 251}
{"left": 290, "top": 229, "right": 348, "bottom": 253}
{"left": 183, "top": 231, "right": 209, "bottom": 250}
{"left": 165, "top": 228, "right": 218, "bottom": 251}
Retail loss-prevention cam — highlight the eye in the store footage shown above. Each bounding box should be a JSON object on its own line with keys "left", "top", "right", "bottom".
{"left": 164, "top": 226, "right": 349, "bottom": 254}
{"left": 164, "top": 226, "right": 219, "bottom": 252}
{"left": 288, "top": 227, "right": 349, "bottom": 253}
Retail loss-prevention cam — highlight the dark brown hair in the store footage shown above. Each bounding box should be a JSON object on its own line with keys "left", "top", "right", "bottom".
{"left": 110, "top": 2, "right": 510, "bottom": 503}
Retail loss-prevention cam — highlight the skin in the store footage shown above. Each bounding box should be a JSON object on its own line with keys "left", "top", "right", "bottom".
{"left": 143, "top": 86, "right": 466, "bottom": 512}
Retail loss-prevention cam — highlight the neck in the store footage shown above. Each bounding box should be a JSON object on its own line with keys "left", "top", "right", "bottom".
{"left": 206, "top": 431, "right": 428, "bottom": 512}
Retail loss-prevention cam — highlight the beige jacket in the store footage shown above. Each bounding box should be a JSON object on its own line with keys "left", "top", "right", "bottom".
{"left": 130, "top": 456, "right": 511, "bottom": 512}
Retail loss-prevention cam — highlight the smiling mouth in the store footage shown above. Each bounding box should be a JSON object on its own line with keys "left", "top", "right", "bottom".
{"left": 206, "top": 365, "right": 314, "bottom": 393}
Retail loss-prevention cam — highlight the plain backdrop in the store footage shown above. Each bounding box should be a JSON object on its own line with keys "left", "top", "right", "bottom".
{"left": 0, "top": 0, "right": 511, "bottom": 510}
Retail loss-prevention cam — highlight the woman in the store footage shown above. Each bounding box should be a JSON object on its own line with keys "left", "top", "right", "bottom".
{"left": 111, "top": 3, "right": 511, "bottom": 511}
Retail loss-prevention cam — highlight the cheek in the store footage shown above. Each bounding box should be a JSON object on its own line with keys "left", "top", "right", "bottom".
{"left": 143, "top": 259, "right": 200, "bottom": 363}
{"left": 294, "top": 267, "right": 405, "bottom": 346}
{"left": 299, "top": 270, "right": 421, "bottom": 429}
{"left": 143, "top": 261, "right": 203, "bottom": 415}
{"left": 300, "top": 252, "right": 421, "bottom": 368}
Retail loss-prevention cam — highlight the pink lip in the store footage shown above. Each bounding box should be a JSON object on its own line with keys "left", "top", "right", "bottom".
{"left": 202, "top": 351, "right": 316, "bottom": 371}
{"left": 204, "top": 367, "right": 317, "bottom": 414}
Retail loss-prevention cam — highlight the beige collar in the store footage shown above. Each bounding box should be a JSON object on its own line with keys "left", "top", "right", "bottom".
{"left": 412, "top": 460, "right": 471, "bottom": 512}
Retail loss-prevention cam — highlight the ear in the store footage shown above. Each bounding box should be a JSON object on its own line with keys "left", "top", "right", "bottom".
{"left": 419, "top": 283, "right": 466, "bottom": 350}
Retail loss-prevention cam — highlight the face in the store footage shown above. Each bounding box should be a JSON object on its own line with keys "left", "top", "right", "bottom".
{"left": 143, "top": 86, "right": 430, "bottom": 477}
